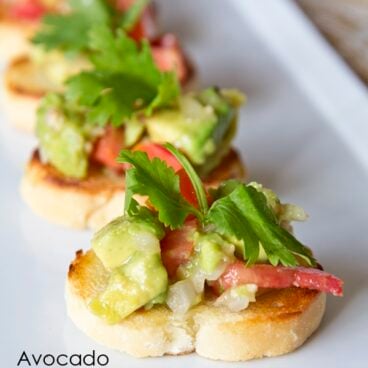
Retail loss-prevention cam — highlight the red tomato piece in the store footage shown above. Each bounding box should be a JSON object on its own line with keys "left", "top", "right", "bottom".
{"left": 151, "top": 34, "right": 189, "bottom": 83}
{"left": 214, "top": 261, "right": 343, "bottom": 296}
{"left": 92, "top": 126, "right": 125, "bottom": 171}
{"left": 161, "top": 219, "right": 197, "bottom": 278}
{"left": 10, "top": 0, "right": 45, "bottom": 20}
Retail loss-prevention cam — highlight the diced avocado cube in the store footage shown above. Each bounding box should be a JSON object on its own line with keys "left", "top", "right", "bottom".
{"left": 89, "top": 253, "right": 168, "bottom": 323}
{"left": 36, "top": 93, "right": 89, "bottom": 179}
{"left": 197, "top": 233, "right": 225, "bottom": 274}
{"left": 145, "top": 88, "right": 240, "bottom": 174}
{"left": 92, "top": 216, "right": 163, "bottom": 270}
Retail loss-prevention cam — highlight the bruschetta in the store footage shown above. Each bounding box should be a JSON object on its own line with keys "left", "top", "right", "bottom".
{"left": 66, "top": 144, "right": 343, "bottom": 361}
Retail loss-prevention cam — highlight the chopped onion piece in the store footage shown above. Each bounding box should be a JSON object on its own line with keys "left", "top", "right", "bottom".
{"left": 167, "top": 279, "right": 200, "bottom": 314}
{"left": 214, "top": 284, "right": 258, "bottom": 312}
{"left": 280, "top": 204, "right": 308, "bottom": 222}
{"left": 190, "top": 271, "right": 206, "bottom": 293}
{"left": 206, "top": 262, "right": 227, "bottom": 281}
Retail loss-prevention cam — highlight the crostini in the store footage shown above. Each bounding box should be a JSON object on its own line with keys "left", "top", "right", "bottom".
{"left": 2, "top": 0, "right": 193, "bottom": 132}
{"left": 66, "top": 144, "right": 343, "bottom": 361}
{"left": 21, "top": 26, "right": 245, "bottom": 230}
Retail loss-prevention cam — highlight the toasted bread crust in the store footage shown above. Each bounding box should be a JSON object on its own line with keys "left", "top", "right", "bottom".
{"left": 66, "top": 249, "right": 326, "bottom": 361}
{"left": 21, "top": 151, "right": 125, "bottom": 230}
{"left": 21, "top": 149, "right": 245, "bottom": 230}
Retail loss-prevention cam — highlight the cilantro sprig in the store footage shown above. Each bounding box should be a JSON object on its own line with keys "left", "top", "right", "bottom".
{"left": 32, "top": 0, "right": 151, "bottom": 55}
{"left": 65, "top": 26, "right": 180, "bottom": 126}
{"left": 32, "top": 0, "right": 114, "bottom": 54}
{"left": 119, "top": 149, "right": 200, "bottom": 228}
{"left": 118, "top": 146, "right": 316, "bottom": 267}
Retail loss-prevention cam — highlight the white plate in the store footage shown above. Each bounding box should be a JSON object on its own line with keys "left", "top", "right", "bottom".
{"left": 1, "top": 0, "right": 367, "bottom": 366}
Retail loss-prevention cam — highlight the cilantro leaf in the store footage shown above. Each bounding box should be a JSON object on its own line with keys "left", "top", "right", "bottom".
{"left": 118, "top": 150, "right": 198, "bottom": 229}
{"left": 66, "top": 26, "right": 179, "bottom": 126}
{"left": 32, "top": 0, "right": 113, "bottom": 54}
{"left": 121, "top": 0, "right": 150, "bottom": 31}
{"left": 206, "top": 184, "right": 316, "bottom": 267}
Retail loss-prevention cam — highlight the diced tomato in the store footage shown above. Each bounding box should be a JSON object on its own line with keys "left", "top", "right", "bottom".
{"left": 10, "top": 0, "right": 45, "bottom": 21}
{"left": 161, "top": 219, "right": 197, "bottom": 278}
{"left": 92, "top": 126, "right": 125, "bottom": 171}
{"left": 116, "top": 0, "right": 157, "bottom": 41}
{"left": 213, "top": 261, "right": 343, "bottom": 296}
{"left": 129, "top": 7, "right": 157, "bottom": 41}
{"left": 177, "top": 168, "right": 198, "bottom": 206}
{"left": 151, "top": 34, "right": 189, "bottom": 83}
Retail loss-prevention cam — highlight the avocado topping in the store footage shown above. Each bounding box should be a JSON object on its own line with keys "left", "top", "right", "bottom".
{"left": 90, "top": 213, "right": 168, "bottom": 323}
{"left": 146, "top": 88, "right": 244, "bottom": 175}
{"left": 79, "top": 145, "right": 343, "bottom": 323}
{"left": 36, "top": 94, "right": 92, "bottom": 179}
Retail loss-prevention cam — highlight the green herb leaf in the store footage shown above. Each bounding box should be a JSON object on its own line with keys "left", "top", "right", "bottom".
{"left": 209, "top": 179, "right": 243, "bottom": 201}
{"left": 66, "top": 26, "right": 179, "bottom": 126}
{"left": 121, "top": 0, "right": 150, "bottom": 31}
{"left": 206, "top": 184, "right": 316, "bottom": 267}
{"left": 165, "top": 143, "right": 208, "bottom": 215}
{"left": 32, "top": 0, "right": 113, "bottom": 54}
{"left": 118, "top": 149, "right": 198, "bottom": 229}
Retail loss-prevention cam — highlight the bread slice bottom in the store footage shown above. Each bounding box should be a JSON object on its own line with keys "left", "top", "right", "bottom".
{"left": 21, "top": 149, "right": 245, "bottom": 230}
{"left": 66, "top": 250, "right": 326, "bottom": 361}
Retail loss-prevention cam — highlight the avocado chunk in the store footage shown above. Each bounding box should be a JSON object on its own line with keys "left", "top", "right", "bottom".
{"left": 90, "top": 213, "right": 167, "bottom": 323}
{"left": 196, "top": 233, "right": 228, "bottom": 274}
{"left": 145, "top": 88, "right": 243, "bottom": 174}
{"left": 89, "top": 253, "right": 168, "bottom": 323}
{"left": 36, "top": 93, "right": 90, "bottom": 179}
{"left": 92, "top": 215, "right": 164, "bottom": 270}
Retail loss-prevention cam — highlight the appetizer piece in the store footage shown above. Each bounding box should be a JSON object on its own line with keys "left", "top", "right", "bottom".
{"left": 0, "top": 0, "right": 65, "bottom": 61}
{"left": 66, "top": 145, "right": 343, "bottom": 361}
{"left": 20, "top": 26, "right": 244, "bottom": 230}
{"left": 2, "top": 0, "right": 192, "bottom": 132}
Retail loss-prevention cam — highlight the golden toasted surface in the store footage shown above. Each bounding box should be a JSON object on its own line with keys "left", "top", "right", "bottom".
{"left": 66, "top": 249, "right": 326, "bottom": 361}
{"left": 21, "top": 151, "right": 126, "bottom": 229}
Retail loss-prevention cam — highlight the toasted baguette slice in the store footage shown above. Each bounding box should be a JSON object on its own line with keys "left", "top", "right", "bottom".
{"left": 66, "top": 249, "right": 326, "bottom": 361}
{"left": 21, "top": 149, "right": 245, "bottom": 230}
